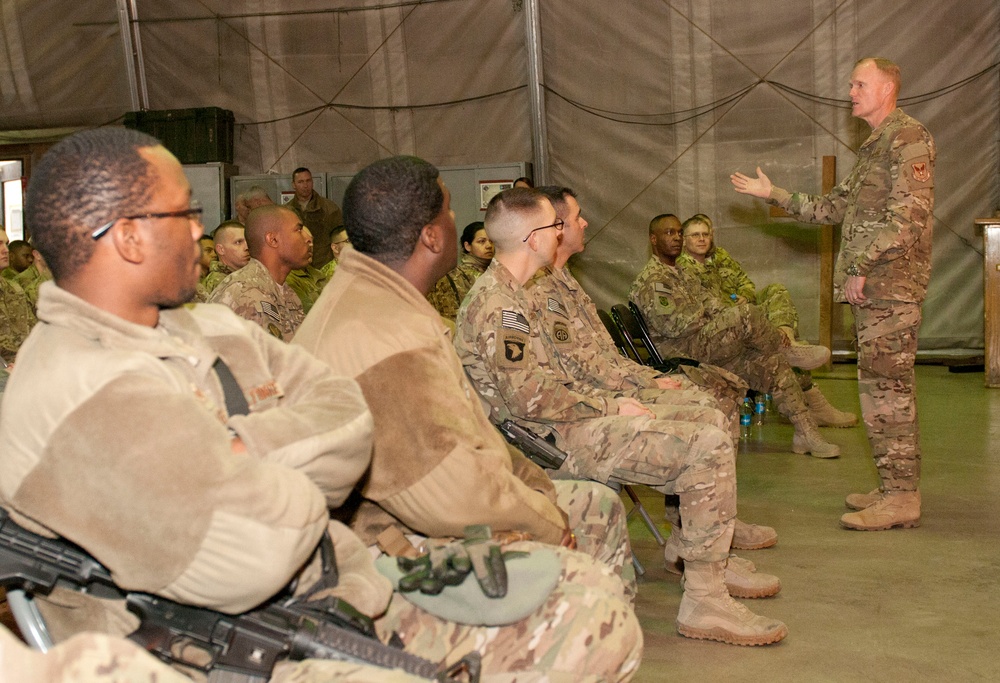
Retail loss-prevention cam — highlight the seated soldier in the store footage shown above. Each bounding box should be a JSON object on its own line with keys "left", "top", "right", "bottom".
{"left": 285, "top": 226, "right": 330, "bottom": 314}
{"left": 318, "top": 225, "right": 351, "bottom": 280}
{"left": 631, "top": 214, "right": 841, "bottom": 457}
{"left": 679, "top": 214, "right": 856, "bottom": 427}
{"left": 208, "top": 204, "right": 309, "bottom": 341}
{"left": 12, "top": 243, "right": 54, "bottom": 308}
{"left": 531, "top": 185, "right": 779, "bottom": 558}
{"left": 1, "top": 128, "right": 642, "bottom": 683}
{"left": 295, "top": 157, "right": 639, "bottom": 603}
{"left": 455, "top": 187, "right": 788, "bottom": 647}
{"left": 426, "top": 220, "right": 494, "bottom": 322}
{"left": 1, "top": 239, "right": 34, "bottom": 280}
{"left": 0, "top": 233, "right": 37, "bottom": 364}
{"left": 201, "top": 219, "right": 250, "bottom": 293}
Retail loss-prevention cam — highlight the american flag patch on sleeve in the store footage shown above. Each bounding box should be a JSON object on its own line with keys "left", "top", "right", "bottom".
{"left": 501, "top": 309, "right": 530, "bottom": 334}
{"left": 547, "top": 297, "right": 569, "bottom": 318}
{"left": 260, "top": 300, "right": 281, "bottom": 323}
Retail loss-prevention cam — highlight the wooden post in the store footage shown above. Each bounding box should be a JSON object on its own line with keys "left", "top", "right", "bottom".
{"left": 978, "top": 218, "right": 1000, "bottom": 387}
{"left": 819, "top": 156, "right": 836, "bottom": 370}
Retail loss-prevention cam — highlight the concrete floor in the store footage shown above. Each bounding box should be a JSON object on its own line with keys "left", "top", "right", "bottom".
{"left": 628, "top": 365, "right": 1000, "bottom": 682}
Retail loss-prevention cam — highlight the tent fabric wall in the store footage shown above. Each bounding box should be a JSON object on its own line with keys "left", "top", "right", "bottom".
{"left": 0, "top": 0, "right": 997, "bottom": 350}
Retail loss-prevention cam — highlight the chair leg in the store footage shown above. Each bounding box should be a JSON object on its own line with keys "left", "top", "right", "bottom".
{"left": 631, "top": 551, "right": 646, "bottom": 576}
{"left": 623, "top": 485, "right": 666, "bottom": 546}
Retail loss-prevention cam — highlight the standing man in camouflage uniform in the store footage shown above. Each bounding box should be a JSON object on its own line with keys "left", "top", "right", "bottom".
{"left": 201, "top": 220, "right": 250, "bottom": 293}
{"left": 208, "top": 204, "right": 307, "bottom": 340}
{"left": 0, "top": 233, "right": 37, "bottom": 364}
{"left": 456, "top": 188, "right": 788, "bottom": 647}
{"left": 291, "top": 167, "right": 344, "bottom": 270}
{"left": 732, "top": 57, "right": 934, "bottom": 530}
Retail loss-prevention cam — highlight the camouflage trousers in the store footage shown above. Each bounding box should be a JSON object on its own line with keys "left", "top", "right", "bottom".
{"left": 552, "top": 416, "right": 736, "bottom": 564}
{"left": 756, "top": 282, "right": 799, "bottom": 333}
{"left": 854, "top": 300, "right": 922, "bottom": 492}
{"left": 687, "top": 303, "right": 810, "bottom": 420}
{"left": 552, "top": 479, "right": 637, "bottom": 601}
{"left": 371, "top": 544, "right": 642, "bottom": 683}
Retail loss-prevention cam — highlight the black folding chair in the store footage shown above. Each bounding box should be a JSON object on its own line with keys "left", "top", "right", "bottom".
{"left": 597, "top": 309, "right": 641, "bottom": 363}
{"left": 610, "top": 304, "right": 663, "bottom": 366}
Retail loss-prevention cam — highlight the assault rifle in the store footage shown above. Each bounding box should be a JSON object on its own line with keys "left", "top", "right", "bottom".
{"left": 498, "top": 419, "right": 567, "bottom": 470}
{"left": 0, "top": 507, "right": 479, "bottom": 682}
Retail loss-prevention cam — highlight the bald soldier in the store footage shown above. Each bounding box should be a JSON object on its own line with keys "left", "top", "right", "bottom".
{"left": 455, "top": 188, "right": 788, "bottom": 646}
{"left": 208, "top": 204, "right": 308, "bottom": 340}
{"left": 732, "top": 57, "right": 934, "bottom": 530}
{"left": 201, "top": 220, "right": 250, "bottom": 293}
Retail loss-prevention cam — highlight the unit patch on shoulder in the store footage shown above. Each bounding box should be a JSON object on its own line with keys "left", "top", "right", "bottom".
{"left": 501, "top": 309, "right": 530, "bottom": 334}
{"left": 911, "top": 162, "right": 930, "bottom": 183}
{"left": 267, "top": 323, "right": 284, "bottom": 339}
{"left": 552, "top": 320, "right": 571, "bottom": 344}
{"left": 497, "top": 330, "right": 529, "bottom": 368}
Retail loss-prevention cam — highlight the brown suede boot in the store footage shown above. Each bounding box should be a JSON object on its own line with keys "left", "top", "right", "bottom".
{"left": 803, "top": 386, "right": 858, "bottom": 428}
{"left": 677, "top": 561, "right": 788, "bottom": 646}
{"left": 732, "top": 518, "right": 778, "bottom": 549}
{"left": 791, "top": 414, "right": 840, "bottom": 458}
{"left": 781, "top": 343, "right": 830, "bottom": 370}
{"left": 845, "top": 487, "right": 882, "bottom": 510}
{"left": 665, "top": 535, "right": 778, "bottom": 598}
{"left": 840, "top": 490, "right": 921, "bottom": 530}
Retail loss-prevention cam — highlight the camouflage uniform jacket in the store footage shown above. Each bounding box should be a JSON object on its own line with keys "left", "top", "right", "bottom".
{"left": 285, "top": 265, "right": 329, "bottom": 315}
{"left": 768, "top": 107, "right": 934, "bottom": 303}
{"left": 319, "top": 257, "right": 338, "bottom": 281}
{"left": 200, "top": 259, "right": 235, "bottom": 294}
{"left": 455, "top": 259, "right": 614, "bottom": 436}
{"left": 629, "top": 256, "right": 726, "bottom": 358}
{"left": 0, "top": 266, "right": 17, "bottom": 281}
{"left": 207, "top": 258, "right": 305, "bottom": 341}
{"left": 293, "top": 193, "right": 344, "bottom": 269}
{"left": 0, "top": 276, "right": 37, "bottom": 362}
{"left": 427, "top": 253, "right": 489, "bottom": 322}
{"left": 530, "top": 266, "right": 660, "bottom": 394}
{"left": 12, "top": 263, "right": 52, "bottom": 308}
{"left": 294, "top": 249, "right": 566, "bottom": 546}
{"left": 678, "top": 246, "right": 755, "bottom": 302}
{"left": 0, "top": 282, "right": 388, "bottom": 638}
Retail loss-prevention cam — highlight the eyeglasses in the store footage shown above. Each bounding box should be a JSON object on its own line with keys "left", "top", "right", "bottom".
{"left": 91, "top": 200, "right": 204, "bottom": 240}
{"left": 522, "top": 219, "right": 564, "bottom": 243}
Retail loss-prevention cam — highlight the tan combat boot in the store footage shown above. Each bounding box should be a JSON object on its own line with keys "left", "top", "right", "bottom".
{"left": 840, "top": 490, "right": 921, "bottom": 530}
{"left": 732, "top": 518, "right": 778, "bottom": 550}
{"left": 677, "top": 561, "right": 788, "bottom": 646}
{"left": 781, "top": 343, "right": 830, "bottom": 370}
{"left": 845, "top": 487, "right": 882, "bottom": 510}
{"left": 664, "top": 536, "right": 780, "bottom": 598}
{"left": 791, "top": 415, "right": 840, "bottom": 458}
{"left": 803, "top": 386, "right": 858, "bottom": 427}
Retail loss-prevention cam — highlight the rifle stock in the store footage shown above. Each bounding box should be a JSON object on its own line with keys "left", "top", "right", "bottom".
{"left": 498, "top": 420, "right": 567, "bottom": 470}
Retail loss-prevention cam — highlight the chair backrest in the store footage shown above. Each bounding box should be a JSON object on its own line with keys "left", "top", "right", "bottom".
{"left": 610, "top": 304, "right": 664, "bottom": 366}
{"left": 597, "top": 309, "right": 642, "bottom": 363}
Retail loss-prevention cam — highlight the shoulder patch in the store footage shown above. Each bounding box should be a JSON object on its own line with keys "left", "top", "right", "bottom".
{"left": 547, "top": 297, "right": 569, "bottom": 319}
{"left": 653, "top": 282, "right": 669, "bottom": 294}
{"left": 497, "top": 330, "right": 529, "bottom": 368}
{"left": 552, "top": 320, "right": 572, "bottom": 344}
{"left": 266, "top": 322, "right": 284, "bottom": 339}
{"left": 501, "top": 309, "right": 530, "bottom": 334}
{"left": 911, "top": 162, "right": 930, "bottom": 183}
{"left": 259, "top": 300, "right": 281, "bottom": 323}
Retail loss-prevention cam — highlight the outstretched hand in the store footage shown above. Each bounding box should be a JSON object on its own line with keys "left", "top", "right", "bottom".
{"left": 730, "top": 166, "right": 772, "bottom": 199}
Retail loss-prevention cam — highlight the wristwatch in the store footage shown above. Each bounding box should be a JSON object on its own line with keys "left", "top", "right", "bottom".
{"left": 846, "top": 263, "right": 862, "bottom": 277}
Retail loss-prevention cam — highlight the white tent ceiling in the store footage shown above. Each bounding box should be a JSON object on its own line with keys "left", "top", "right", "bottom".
{"left": 1, "top": 0, "right": 997, "bottom": 349}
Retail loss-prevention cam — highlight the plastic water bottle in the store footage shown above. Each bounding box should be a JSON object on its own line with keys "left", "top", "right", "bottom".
{"left": 754, "top": 394, "right": 766, "bottom": 426}
{"left": 765, "top": 393, "right": 774, "bottom": 414}
{"left": 739, "top": 398, "right": 753, "bottom": 441}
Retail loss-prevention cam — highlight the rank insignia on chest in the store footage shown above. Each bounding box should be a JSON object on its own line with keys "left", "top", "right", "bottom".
{"left": 501, "top": 309, "right": 530, "bottom": 334}
{"left": 547, "top": 297, "right": 569, "bottom": 319}
{"left": 911, "top": 162, "right": 930, "bottom": 183}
